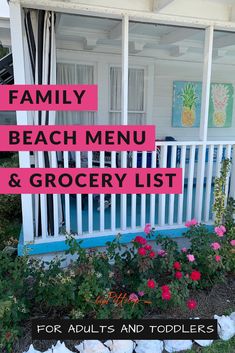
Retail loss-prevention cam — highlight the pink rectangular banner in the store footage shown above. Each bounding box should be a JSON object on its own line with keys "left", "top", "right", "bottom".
{"left": 0, "top": 85, "right": 97, "bottom": 111}
{"left": 0, "top": 125, "right": 156, "bottom": 151}
{"left": 0, "top": 168, "right": 182, "bottom": 194}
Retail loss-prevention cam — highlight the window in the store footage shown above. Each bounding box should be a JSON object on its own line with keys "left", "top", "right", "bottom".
{"left": 109, "top": 66, "right": 145, "bottom": 125}
{"left": 56, "top": 63, "right": 95, "bottom": 125}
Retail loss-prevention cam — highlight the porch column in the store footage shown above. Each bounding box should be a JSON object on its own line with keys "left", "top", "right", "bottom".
{"left": 195, "top": 25, "right": 214, "bottom": 222}
{"left": 229, "top": 146, "right": 235, "bottom": 199}
{"left": 120, "top": 14, "right": 129, "bottom": 230}
{"left": 9, "top": 2, "right": 34, "bottom": 242}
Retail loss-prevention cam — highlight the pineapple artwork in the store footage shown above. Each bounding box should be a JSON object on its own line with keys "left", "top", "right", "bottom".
{"left": 172, "top": 81, "right": 201, "bottom": 128}
{"left": 172, "top": 81, "right": 233, "bottom": 128}
{"left": 209, "top": 83, "right": 233, "bottom": 128}
{"left": 181, "top": 83, "right": 198, "bottom": 126}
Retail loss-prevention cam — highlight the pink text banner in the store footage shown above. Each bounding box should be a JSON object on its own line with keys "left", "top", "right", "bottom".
{"left": 0, "top": 168, "right": 182, "bottom": 194}
{"left": 0, "top": 125, "right": 156, "bottom": 151}
{"left": 0, "top": 85, "right": 97, "bottom": 111}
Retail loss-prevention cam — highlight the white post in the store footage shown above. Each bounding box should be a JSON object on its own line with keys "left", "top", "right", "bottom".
{"left": 195, "top": 26, "right": 214, "bottom": 222}
{"left": 9, "top": 2, "right": 34, "bottom": 242}
{"left": 122, "top": 14, "right": 129, "bottom": 126}
{"left": 120, "top": 15, "right": 129, "bottom": 230}
{"left": 229, "top": 145, "right": 235, "bottom": 199}
{"left": 199, "top": 26, "right": 214, "bottom": 142}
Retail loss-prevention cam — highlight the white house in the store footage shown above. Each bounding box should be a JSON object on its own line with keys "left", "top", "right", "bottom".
{"left": 5, "top": 0, "right": 235, "bottom": 256}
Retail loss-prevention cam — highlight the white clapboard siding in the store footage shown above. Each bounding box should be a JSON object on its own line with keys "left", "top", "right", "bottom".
{"left": 63, "top": 151, "right": 70, "bottom": 235}
{"left": 131, "top": 151, "right": 137, "bottom": 229}
{"left": 204, "top": 144, "right": 214, "bottom": 222}
{"left": 186, "top": 145, "right": 196, "bottom": 222}
{"left": 177, "top": 145, "right": 186, "bottom": 225}
{"left": 75, "top": 151, "right": 83, "bottom": 234}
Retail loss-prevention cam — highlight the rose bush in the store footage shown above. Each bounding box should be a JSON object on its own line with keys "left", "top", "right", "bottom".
{"left": 1, "top": 159, "right": 235, "bottom": 352}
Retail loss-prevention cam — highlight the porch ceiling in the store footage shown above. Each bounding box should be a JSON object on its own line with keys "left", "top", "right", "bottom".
{"left": 56, "top": 13, "right": 235, "bottom": 64}
{"left": 6, "top": 0, "right": 235, "bottom": 25}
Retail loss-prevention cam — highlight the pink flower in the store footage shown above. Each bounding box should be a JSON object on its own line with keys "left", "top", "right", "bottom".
{"left": 181, "top": 247, "right": 187, "bottom": 253}
{"left": 157, "top": 250, "right": 167, "bottom": 257}
{"left": 215, "top": 255, "right": 221, "bottom": 262}
{"left": 220, "top": 225, "right": 226, "bottom": 233}
{"left": 175, "top": 271, "right": 183, "bottom": 280}
{"left": 187, "top": 254, "right": 195, "bottom": 262}
{"left": 187, "top": 299, "right": 197, "bottom": 310}
{"left": 138, "top": 291, "right": 145, "bottom": 297}
{"left": 129, "top": 293, "right": 139, "bottom": 303}
{"left": 230, "top": 240, "right": 235, "bottom": 246}
{"left": 138, "top": 247, "right": 147, "bottom": 256}
{"left": 162, "top": 291, "right": 171, "bottom": 300}
{"left": 161, "top": 285, "right": 170, "bottom": 292}
{"left": 147, "top": 279, "right": 156, "bottom": 289}
{"left": 190, "top": 270, "right": 201, "bottom": 281}
{"left": 144, "top": 244, "right": 152, "bottom": 251}
{"left": 211, "top": 242, "right": 221, "bottom": 251}
{"left": 215, "top": 225, "right": 226, "bottom": 237}
{"left": 134, "top": 236, "right": 147, "bottom": 245}
{"left": 173, "top": 261, "right": 181, "bottom": 270}
{"left": 185, "top": 219, "right": 198, "bottom": 227}
{"left": 144, "top": 224, "right": 151, "bottom": 235}
{"left": 149, "top": 251, "right": 156, "bottom": 259}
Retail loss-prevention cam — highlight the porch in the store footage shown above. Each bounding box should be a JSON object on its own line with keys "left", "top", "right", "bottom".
{"left": 8, "top": 3, "right": 235, "bottom": 256}
{"left": 17, "top": 140, "right": 235, "bottom": 255}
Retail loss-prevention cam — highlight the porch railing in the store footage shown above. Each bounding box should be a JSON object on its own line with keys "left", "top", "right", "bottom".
{"left": 27, "top": 141, "right": 235, "bottom": 243}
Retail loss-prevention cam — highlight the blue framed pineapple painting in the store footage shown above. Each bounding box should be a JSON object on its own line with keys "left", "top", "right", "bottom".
{"left": 172, "top": 81, "right": 233, "bottom": 128}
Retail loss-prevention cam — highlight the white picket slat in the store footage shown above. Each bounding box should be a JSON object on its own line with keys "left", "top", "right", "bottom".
{"left": 177, "top": 145, "right": 186, "bottom": 225}
{"left": 121, "top": 151, "right": 127, "bottom": 230}
{"left": 229, "top": 145, "right": 235, "bottom": 199}
{"left": 51, "top": 151, "right": 59, "bottom": 237}
{"left": 225, "top": 144, "right": 232, "bottom": 204}
{"left": 111, "top": 152, "right": 116, "bottom": 232}
{"left": 215, "top": 145, "right": 223, "bottom": 178}
{"left": 75, "top": 151, "right": 82, "bottom": 234}
{"left": 131, "top": 151, "right": 137, "bottom": 229}
{"left": 158, "top": 145, "right": 167, "bottom": 226}
{"left": 186, "top": 145, "right": 196, "bottom": 222}
{"left": 141, "top": 151, "right": 147, "bottom": 228}
{"left": 204, "top": 144, "right": 214, "bottom": 222}
{"left": 168, "top": 145, "right": 177, "bottom": 225}
{"left": 195, "top": 145, "right": 206, "bottom": 222}
{"left": 88, "top": 151, "right": 93, "bottom": 233}
{"left": 63, "top": 151, "right": 70, "bottom": 235}
{"left": 100, "top": 151, "right": 105, "bottom": 232}
{"left": 38, "top": 151, "right": 48, "bottom": 239}
{"left": 150, "top": 150, "right": 157, "bottom": 226}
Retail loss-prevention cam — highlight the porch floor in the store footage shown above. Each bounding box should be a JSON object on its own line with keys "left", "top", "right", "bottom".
{"left": 68, "top": 184, "right": 214, "bottom": 233}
